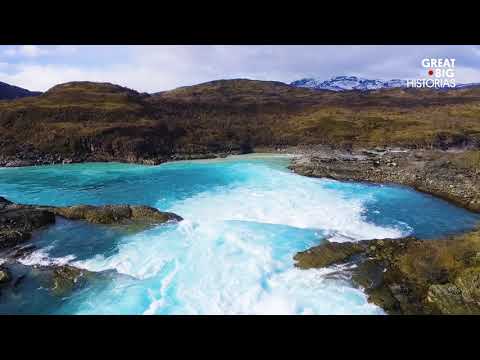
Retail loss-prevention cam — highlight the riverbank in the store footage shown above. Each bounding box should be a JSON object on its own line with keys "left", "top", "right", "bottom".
{"left": 289, "top": 147, "right": 480, "bottom": 213}
{"left": 0, "top": 151, "right": 241, "bottom": 168}
{"left": 294, "top": 229, "right": 480, "bottom": 314}
{"left": 289, "top": 147, "right": 480, "bottom": 314}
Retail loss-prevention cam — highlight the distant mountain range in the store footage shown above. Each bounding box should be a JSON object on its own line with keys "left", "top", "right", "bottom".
{"left": 455, "top": 83, "right": 480, "bottom": 89}
{"left": 290, "top": 75, "right": 480, "bottom": 92}
{"left": 291, "top": 76, "right": 407, "bottom": 91}
{"left": 2, "top": 76, "right": 480, "bottom": 102}
{"left": 0, "top": 81, "right": 42, "bottom": 100}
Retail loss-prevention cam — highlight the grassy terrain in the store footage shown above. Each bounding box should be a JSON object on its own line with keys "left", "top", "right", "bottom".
{"left": 1, "top": 79, "right": 480, "bottom": 161}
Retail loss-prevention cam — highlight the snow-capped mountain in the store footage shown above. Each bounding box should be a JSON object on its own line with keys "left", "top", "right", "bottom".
{"left": 454, "top": 82, "right": 480, "bottom": 89}
{"left": 290, "top": 75, "right": 480, "bottom": 92}
{"left": 290, "top": 76, "right": 407, "bottom": 91}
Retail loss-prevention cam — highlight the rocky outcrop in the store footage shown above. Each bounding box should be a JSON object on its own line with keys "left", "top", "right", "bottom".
{"left": 0, "top": 150, "right": 238, "bottom": 168}
{"left": 294, "top": 230, "right": 480, "bottom": 314}
{"left": 0, "top": 197, "right": 183, "bottom": 303}
{"left": 44, "top": 264, "right": 97, "bottom": 297}
{"left": 290, "top": 148, "right": 480, "bottom": 213}
{"left": 290, "top": 147, "right": 480, "bottom": 314}
{"left": 49, "top": 204, "right": 182, "bottom": 225}
{"left": 0, "top": 261, "right": 91, "bottom": 295}
{"left": 427, "top": 267, "right": 480, "bottom": 315}
{"left": 1, "top": 196, "right": 182, "bottom": 251}
{"left": 1, "top": 197, "right": 182, "bottom": 251}
{"left": 1, "top": 197, "right": 182, "bottom": 263}
{"left": 0, "top": 197, "right": 56, "bottom": 249}
{"left": 293, "top": 241, "right": 365, "bottom": 269}
{"left": 0, "top": 260, "right": 112, "bottom": 301}
{"left": 2, "top": 195, "right": 182, "bottom": 227}
{"left": 0, "top": 267, "right": 10, "bottom": 284}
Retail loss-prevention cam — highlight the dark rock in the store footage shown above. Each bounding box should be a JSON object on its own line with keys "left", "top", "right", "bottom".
{"left": 47, "top": 265, "right": 95, "bottom": 297}
{"left": 0, "top": 268, "right": 10, "bottom": 284}
{"left": 0, "top": 230, "right": 32, "bottom": 250}
{"left": 294, "top": 241, "right": 364, "bottom": 269}
{"left": 427, "top": 266, "right": 480, "bottom": 314}
{"left": 293, "top": 229, "right": 480, "bottom": 315}
{"left": 130, "top": 205, "right": 183, "bottom": 223}
{"left": 51, "top": 204, "right": 183, "bottom": 225}
{"left": 4, "top": 160, "right": 34, "bottom": 167}
{"left": 290, "top": 149, "right": 480, "bottom": 213}
{"left": 0, "top": 197, "right": 182, "bottom": 257}
{"left": 0, "top": 197, "right": 13, "bottom": 209}
{"left": 0, "top": 208, "right": 56, "bottom": 232}
{"left": 0, "top": 261, "right": 112, "bottom": 301}
{"left": 1, "top": 200, "right": 56, "bottom": 249}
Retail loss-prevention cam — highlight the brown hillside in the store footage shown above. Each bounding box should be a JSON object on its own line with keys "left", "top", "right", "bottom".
{"left": 1, "top": 79, "right": 479, "bottom": 165}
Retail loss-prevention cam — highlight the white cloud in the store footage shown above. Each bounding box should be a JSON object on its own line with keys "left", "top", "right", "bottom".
{"left": 1, "top": 45, "right": 78, "bottom": 60}
{"left": 55, "top": 45, "right": 78, "bottom": 54}
{"left": 455, "top": 66, "right": 480, "bottom": 84}
{"left": 0, "top": 64, "right": 110, "bottom": 91}
{"left": 3, "top": 45, "right": 46, "bottom": 58}
{"left": 1, "top": 45, "right": 480, "bottom": 92}
{"left": 18, "top": 45, "right": 46, "bottom": 57}
{"left": 3, "top": 48, "right": 17, "bottom": 57}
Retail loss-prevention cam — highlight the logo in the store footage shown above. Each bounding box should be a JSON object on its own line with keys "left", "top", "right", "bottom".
{"left": 407, "top": 58, "right": 456, "bottom": 88}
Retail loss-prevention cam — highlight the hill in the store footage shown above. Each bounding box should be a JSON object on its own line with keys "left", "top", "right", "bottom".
{"left": 1, "top": 79, "right": 480, "bottom": 165}
{"left": 0, "top": 81, "right": 42, "bottom": 100}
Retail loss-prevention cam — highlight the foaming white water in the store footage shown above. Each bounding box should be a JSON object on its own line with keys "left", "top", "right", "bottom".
{"left": 251, "top": 267, "right": 383, "bottom": 315}
{"left": 143, "top": 259, "right": 179, "bottom": 315}
{"left": 70, "top": 162, "right": 401, "bottom": 315}
{"left": 19, "top": 247, "right": 76, "bottom": 267}
{"left": 73, "top": 217, "right": 384, "bottom": 315}
{"left": 167, "top": 165, "right": 405, "bottom": 241}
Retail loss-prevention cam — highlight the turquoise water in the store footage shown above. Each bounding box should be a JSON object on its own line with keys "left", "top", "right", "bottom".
{"left": 0, "top": 154, "right": 478, "bottom": 314}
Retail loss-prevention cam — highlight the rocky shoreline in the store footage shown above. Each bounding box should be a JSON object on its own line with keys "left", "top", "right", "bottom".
{"left": 0, "top": 196, "right": 182, "bottom": 302}
{"left": 289, "top": 147, "right": 480, "bottom": 213}
{"left": 0, "top": 150, "right": 248, "bottom": 168}
{"left": 294, "top": 230, "right": 480, "bottom": 314}
{"left": 290, "top": 147, "right": 480, "bottom": 314}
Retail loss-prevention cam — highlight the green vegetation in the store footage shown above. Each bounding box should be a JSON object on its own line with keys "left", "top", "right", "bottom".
{"left": 451, "top": 150, "right": 480, "bottom": 170}
{"left": 1, "top": 79, "right": 480, "bottom": 163}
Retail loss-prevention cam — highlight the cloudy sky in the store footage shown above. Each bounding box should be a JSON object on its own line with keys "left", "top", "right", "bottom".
{"left": 1, "top": 45, "right": 479, "bottom": 92}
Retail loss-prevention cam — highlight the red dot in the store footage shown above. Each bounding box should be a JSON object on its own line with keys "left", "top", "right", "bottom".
{"left": 428, "top": 69, "right": 434, "bottom": 76}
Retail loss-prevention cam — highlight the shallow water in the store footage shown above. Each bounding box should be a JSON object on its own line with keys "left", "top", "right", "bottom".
{"left": 0, "top": 154, "right": 479, "bottom": 314}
